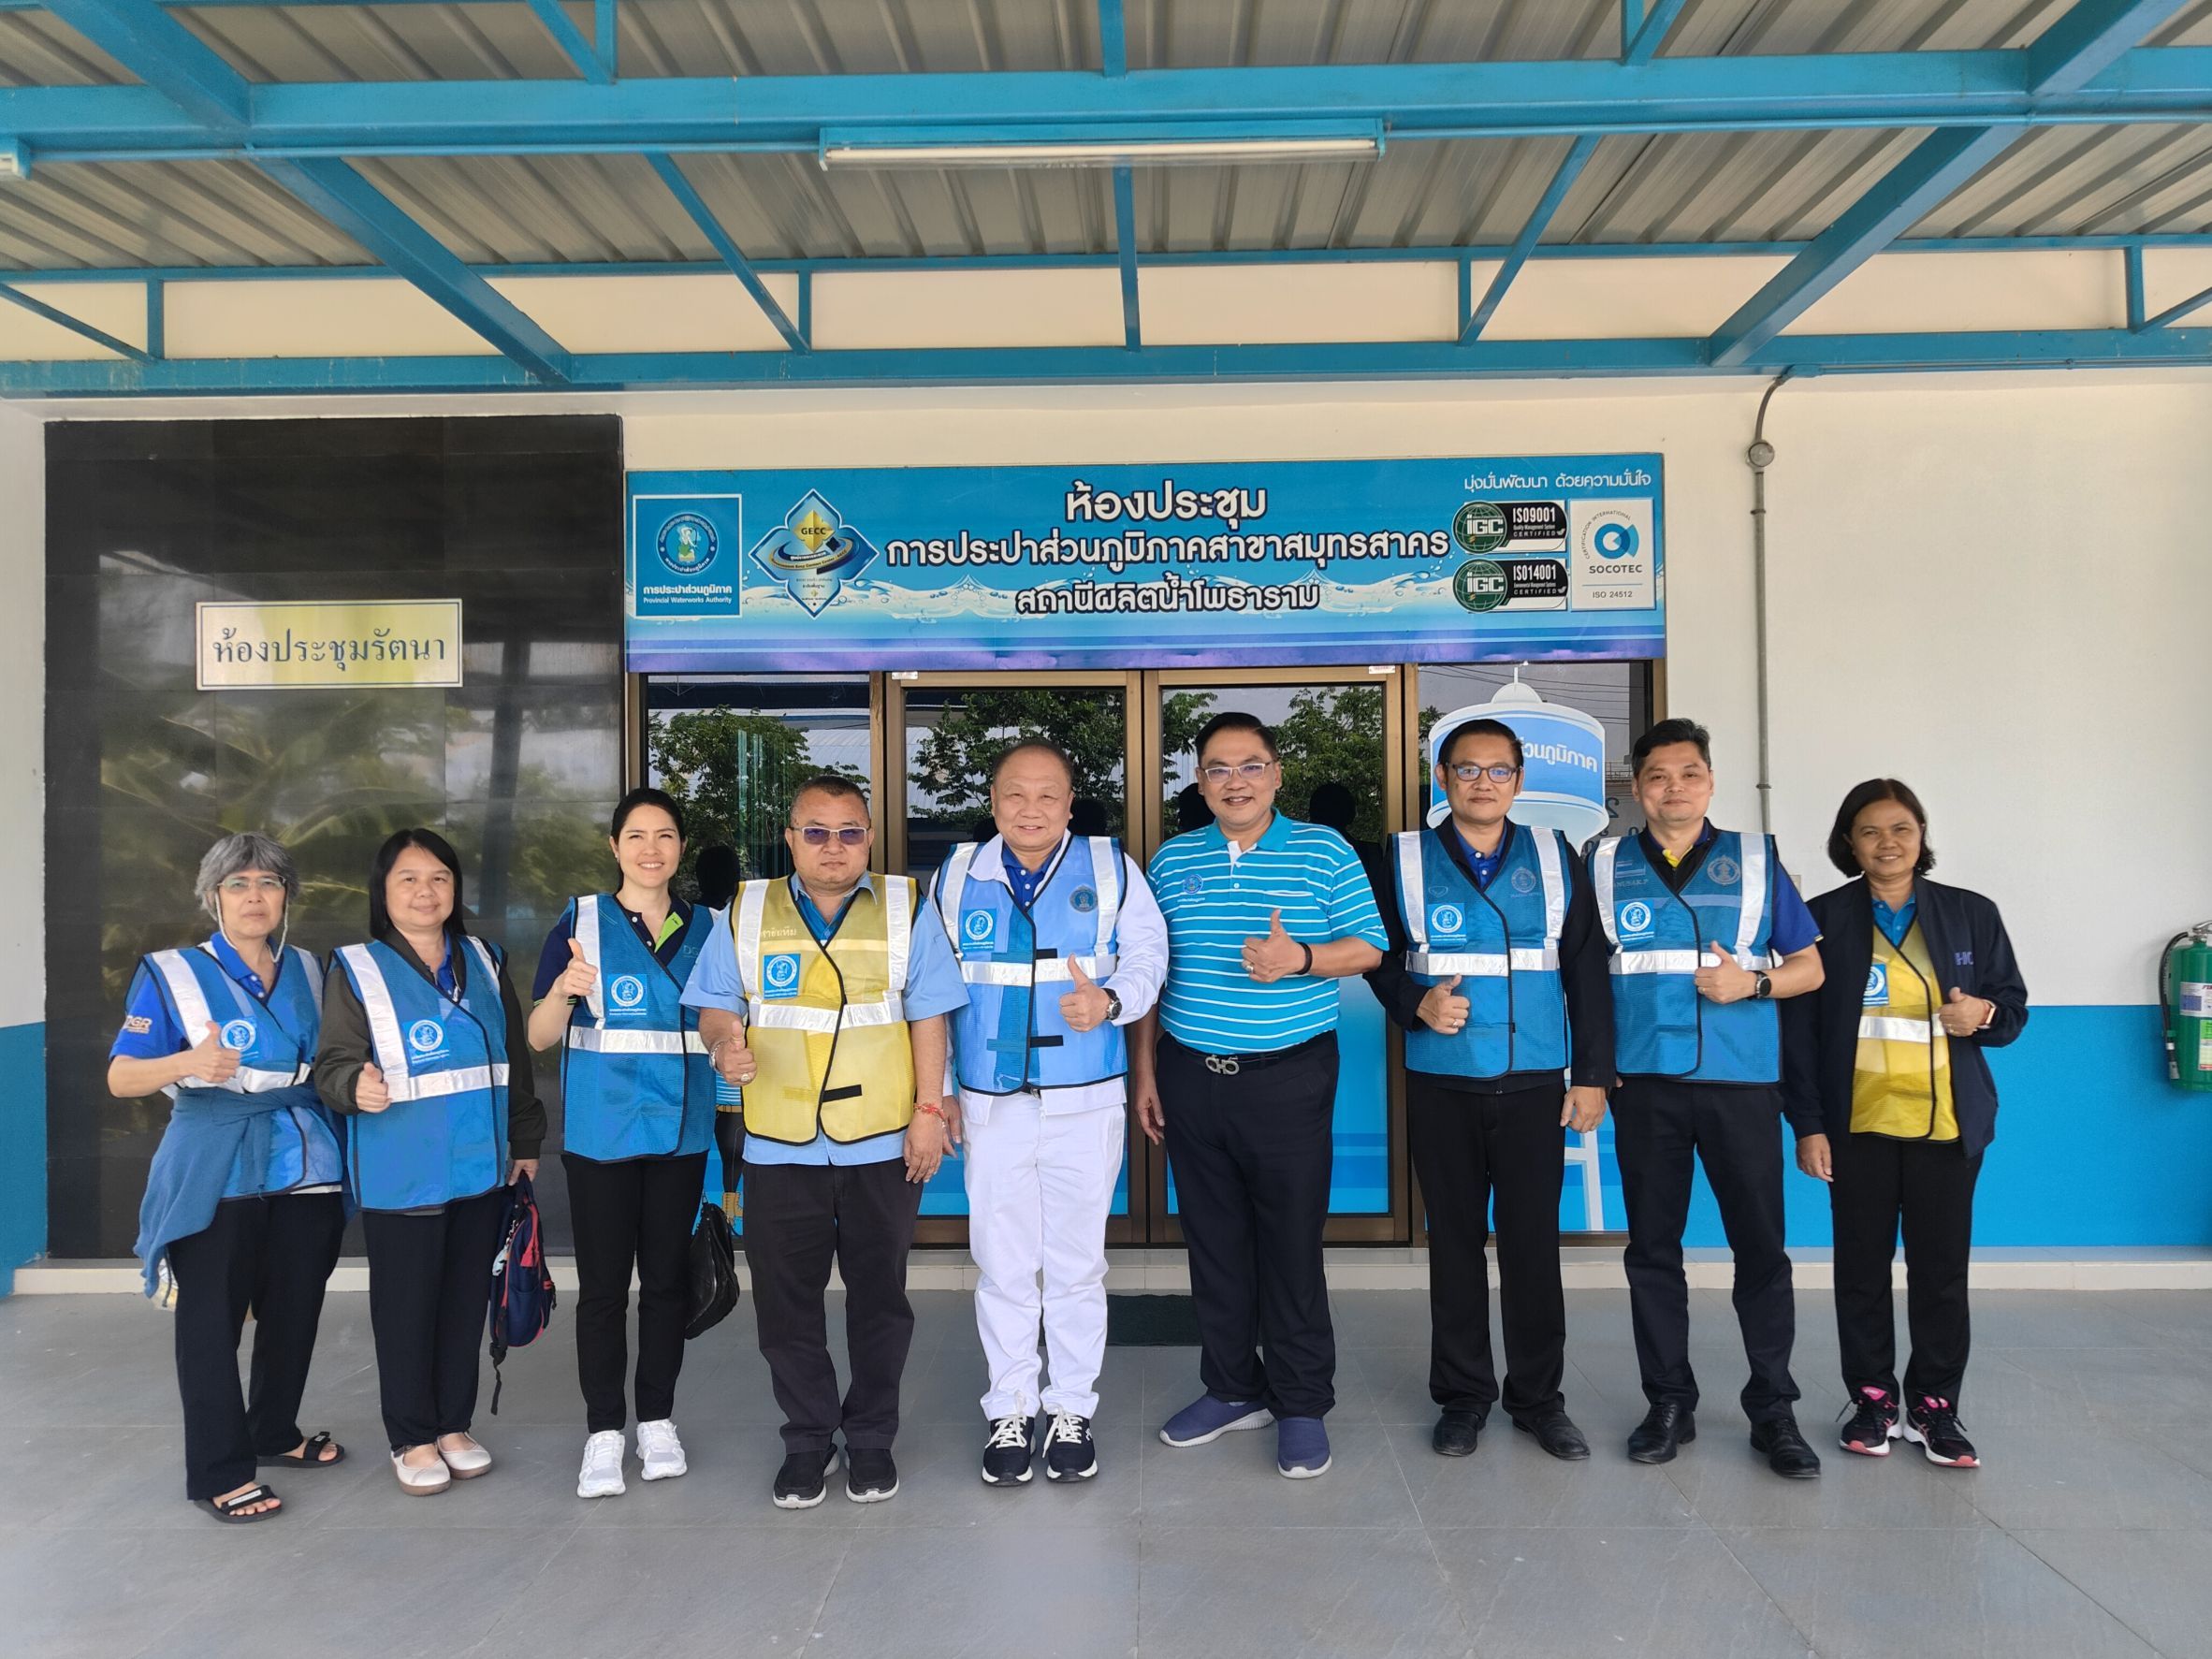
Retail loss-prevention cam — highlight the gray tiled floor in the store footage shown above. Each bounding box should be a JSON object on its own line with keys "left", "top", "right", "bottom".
{"left": 4, "top": 1286, "right": 2209, "bottom": 1658}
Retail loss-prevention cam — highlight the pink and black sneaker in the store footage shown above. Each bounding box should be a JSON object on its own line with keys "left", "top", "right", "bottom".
{"left": 1837, "top": 1385, "right": 1899, "bottom": 1457}
{"left": 1902, "top": 1396, "right": 1979, "bottom": 1468}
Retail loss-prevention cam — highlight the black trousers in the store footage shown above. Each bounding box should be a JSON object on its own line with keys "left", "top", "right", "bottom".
{"left": 166, "top": 1191, "right": 345, "bottom": 1500}
{"left": 1158, "top": 1032, "right": 1338, "bottom": 1419}
{"left": 563, "top": 1150, "right": 708, "bottom": 1433}
{"left": 1407, "top": 1076, "right": 1566, "bottom": 1423}
{"left": 1611, "top": 1078, "right": 1799, "bottom": 1422}
{"left": 744, "top": 1157, "right": 924, "bottom": 1454}
{"left": 1830, "top": 1130, "right": 1983, "bottom": 1407}
{"left": 362, "top": 1185, "right": 507, "bottom": 1450}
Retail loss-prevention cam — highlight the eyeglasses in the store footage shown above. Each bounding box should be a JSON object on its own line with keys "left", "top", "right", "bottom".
{"left": 219, "top": 877, "right": 287, "bottom": 895}
{"left": 1199, "top": 761, "right": 1274, "bottom": 785}
{"left": 1448, "top": 764, "right": 1521, "bottom": 784}
{"left": 792, "top": 825, "right": 868, "bottom": 846}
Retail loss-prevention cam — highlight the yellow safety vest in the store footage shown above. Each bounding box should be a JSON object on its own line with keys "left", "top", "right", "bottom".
{"left": 1852, "top": 920, "right": 1958, "bottom": 1142}
{"left": 733, "top": 876, "right": 917, "bottom": 1146}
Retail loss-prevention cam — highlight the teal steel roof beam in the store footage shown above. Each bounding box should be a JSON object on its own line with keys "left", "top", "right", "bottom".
{"left": 36, "top": 0, "right": 247, "bottom": 130}
{"left": 1113, "top": 164, "right": 1140, "bottom": 349}
{"left": 11, "top": 51, "right": 2212, "bottom": 161}
{"left": 643, "top": 153, "right": 806, "bottom": 352}
{"left": 6, "top": 328, "right": 2211, "bottom": 397}
{"left": 1463, "top": 133, "right": 1598, "bottom": 342}
{"left": 0, "top": 279, "right": 152, "bottom": 360}
{"left": 256, "top": 156, "right": 574, "bottom": 380}
{"left": 2027, "top": 0, "right": 2195, "bottom": 95}
{"left": 1708, "top": 125, "right": 2021, "bottom": 368}
{"left": 523, "top": 0, "right": 612, "bottom": 84}
{"left": 1622, "top": 0, "right": 1690, "bottom": 65}
{"left": 2125, "top": 245, "right": 2147, "bottom": 327}
{"left": 1099, "top": 0, "right": 1127, "bottom": 76}
{"left": 593, "top": 0, "right": 615, "bottom": 76}
{"left": 2137, "top": 280, "right": 2212, "bottom": 328}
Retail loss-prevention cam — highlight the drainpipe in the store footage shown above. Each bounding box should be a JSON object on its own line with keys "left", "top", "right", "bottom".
{"left": 1747, "top": 369, "right": 1794, "bottom": 837}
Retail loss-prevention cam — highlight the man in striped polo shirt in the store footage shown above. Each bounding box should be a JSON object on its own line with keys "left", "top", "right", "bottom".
{"left": 1133, "top": 711, "right": 1387, "bottom": 1479}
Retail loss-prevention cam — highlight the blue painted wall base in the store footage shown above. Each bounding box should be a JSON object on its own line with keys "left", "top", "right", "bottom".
{"left": 0, "top": 1021, "right": 47, "bottom": 1295}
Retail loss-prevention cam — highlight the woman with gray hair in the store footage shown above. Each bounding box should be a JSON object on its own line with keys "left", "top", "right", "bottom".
{"left": 109, "top": 830, "right": 350, "bottom": 1523}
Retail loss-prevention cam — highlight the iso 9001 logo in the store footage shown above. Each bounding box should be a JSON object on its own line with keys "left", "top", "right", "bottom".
{"left": 1452, "top": 559, "right": 1509, "bottom": 613}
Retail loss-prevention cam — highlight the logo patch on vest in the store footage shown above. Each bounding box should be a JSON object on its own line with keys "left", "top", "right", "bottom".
{"left": 761, "top": 953, "right": 803, "bottom": 998}
{"left": 1069, "top": 886, "right": 1099, "bottom": 914}
{"left": 1617, "top": 900, "right": 1654, "bottom": 939}
{"left": 961, "top": 909, "right": 1001, "bottom": 951}
{"left": 219, "top": 1018, "right": 255, "bottom": 1051}
{"left": 1428, "top": 903, "right": 1465, "bottom": 938}
{"left": 1510, "top": 866, "right": 1539, "bottom": 895}
{"left": 1706, "top": 855, "right": 1741, "bottom": 886}
{"left": 1864, "top": 964, "right": 1889, "bottom": 1007}
{"left": 407, "top": 1018, "right": 445, "bottom": 1055}
{"left": 608, "top": 974, "right": 647, "bottom": 1012}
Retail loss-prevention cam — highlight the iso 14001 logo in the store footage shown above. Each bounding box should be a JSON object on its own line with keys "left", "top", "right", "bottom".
{"left": 1453, "top": 559, "right": 1509, "bottom": 613}
{"left": 1452, "top": 501, "right": 1510, "bottom": 555}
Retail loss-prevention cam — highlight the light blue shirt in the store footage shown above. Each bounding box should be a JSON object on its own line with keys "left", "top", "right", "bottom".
{"left": 680, "top": 873, "right": 968, "bottom": 1166}
{"left": 1148, "top": 813, "right": 1388, "bottom": 1055}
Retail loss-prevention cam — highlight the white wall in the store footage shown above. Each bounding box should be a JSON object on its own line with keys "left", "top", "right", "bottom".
{"left": 0, "top": 403, "right": 42, "bottom": 1027}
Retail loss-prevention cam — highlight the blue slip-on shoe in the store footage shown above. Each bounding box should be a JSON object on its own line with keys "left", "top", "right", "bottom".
{"left": 1276, "top": 1417, "right": 1332, "bottom": 1478}
{"left": 1158, "top": 1393, "right": 1273, "bottom": 1448}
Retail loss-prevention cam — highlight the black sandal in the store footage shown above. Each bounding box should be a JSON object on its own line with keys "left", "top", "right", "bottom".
{"left": 198, "top": 1484, "right": 283, "bottom": 1524}
{"left": 259, "top": 1431, "right": 346, "bottom": 1470}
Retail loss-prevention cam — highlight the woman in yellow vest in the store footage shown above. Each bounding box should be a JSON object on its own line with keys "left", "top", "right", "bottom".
{"left": 1783, "top": 779, "right": 2029, "bottom": 1471}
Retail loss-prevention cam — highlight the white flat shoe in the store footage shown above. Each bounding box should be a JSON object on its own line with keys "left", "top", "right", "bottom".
{"left": 438, "top": 1433, "right": 492, "bottom": 1478}
{"left": 392, "top": 1449, "right": 451, "bottom": 1495}
{"left": 637, "top": 1419, "right": 687, "bottom": 1482}
{"left": 577, "top": 1430, "right": 626, "bottom": 1498}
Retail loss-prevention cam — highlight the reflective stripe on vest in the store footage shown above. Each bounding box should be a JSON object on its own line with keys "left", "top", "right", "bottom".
{"left": 735, "top": 881, "right": 909, "bottom": 1032}
{"left": 1858, "top": 1015, "right": 1937, "bottom": 1043}
{"left": 337, "top": 937, "right": 513, "bottom": 1103}
{"left": 148, "top": 945, "right": 319, "bottom": 1097}
{"left": 559, "top": 894, "right": 715, "bottom": 1158}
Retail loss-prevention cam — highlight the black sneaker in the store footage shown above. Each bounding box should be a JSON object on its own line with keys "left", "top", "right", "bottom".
{"left": 772, "top": 1447, "right": 838, "bottom": 1510}
{"left": 1042, "top": 1412, "right": 1098, "bottom": 1482}
{"left": 1903, "top": 1396, "right": 1980, "bottom": 1468}
{"left": 982, "top": 1414, "right": 1037, "bottom": 1486}
{"left": 846, "top": 1447, "right": 900, "bottom": 1503}
{"left": 1837, "top": 1385, "right": 1899, "bottom": 1458}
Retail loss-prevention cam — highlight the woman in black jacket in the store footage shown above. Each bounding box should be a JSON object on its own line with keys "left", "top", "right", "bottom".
{"left": 1783, "top": 779, "right": 2028, "bottom": 1470}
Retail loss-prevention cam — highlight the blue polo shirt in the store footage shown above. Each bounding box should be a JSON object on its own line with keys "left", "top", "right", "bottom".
{"left": 680, "top": 874, "right": 968, "bottom": 1166}
{"left": 1456, "top": 824, "right": 1506, "bottom": 889}
{"left": 1148, "top": 813, "right": 1387, "bottom": 1055}
{"left": 1872, "top": 892, "right": 1918, "bottom": 947}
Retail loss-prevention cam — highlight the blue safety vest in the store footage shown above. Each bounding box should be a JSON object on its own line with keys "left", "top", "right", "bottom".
{"left": 1594, "top": 829, "right": 1782, "bottom": 1084}
{"left": 937, "top": 836, "right": 1128, "bottom": 1095}
{"left": 333, "top": 936, "right": 511, "bottom": 1210}
{"left": 143, "top": 941, "right": 341, "bottom": 1196}
{"left": 1391, "top": 822, "right": 1570, "bottom": 1080}
{"left": 559, "top": 894, "right": 714, "bottom": 1161}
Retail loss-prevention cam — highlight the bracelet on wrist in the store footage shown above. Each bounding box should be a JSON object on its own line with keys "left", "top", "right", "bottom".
{"left": 1298, "top": 940, "right": 1315, "bottom": 975}
{"left": 914, "top": 1101, "right": 947, "bottom": 1121}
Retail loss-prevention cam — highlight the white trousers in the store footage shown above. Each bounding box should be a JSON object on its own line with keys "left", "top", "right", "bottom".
{"left": 962, "top": 1095, "right": 1125, "bottom": 1419}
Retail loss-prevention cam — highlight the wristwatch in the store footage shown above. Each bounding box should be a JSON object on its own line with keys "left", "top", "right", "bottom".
{"left": 1753, "top": 970, "right": 1773, "bottom": 1000}
{"left": 1103, "top": 988, "right": 1124, "bottom": 1023}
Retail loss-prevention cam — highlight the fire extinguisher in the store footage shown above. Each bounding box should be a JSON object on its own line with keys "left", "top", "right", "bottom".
{"left": 2161, "top": 924, "right": 2212, "bottom": 1092}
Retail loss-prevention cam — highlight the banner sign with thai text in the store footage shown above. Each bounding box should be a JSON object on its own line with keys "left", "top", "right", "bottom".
{"left": 625, "top": 455, "right": 1664, "bottom": 672}
{"left": 196, "top": 600, "right": 463, "bottom": 690}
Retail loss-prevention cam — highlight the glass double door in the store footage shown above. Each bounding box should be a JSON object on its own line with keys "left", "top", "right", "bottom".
{"left": 884, "top": 668, "right": 1412, "bottom": 1245}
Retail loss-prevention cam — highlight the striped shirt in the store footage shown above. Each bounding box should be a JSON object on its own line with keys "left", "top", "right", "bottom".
{"left": 1149, "top": 813, "right": 1388, "bottom": 1055}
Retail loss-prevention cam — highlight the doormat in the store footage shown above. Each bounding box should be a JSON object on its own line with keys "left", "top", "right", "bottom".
{"left": 1105, "top": 1293, "right": 1202, "bottom": 1346}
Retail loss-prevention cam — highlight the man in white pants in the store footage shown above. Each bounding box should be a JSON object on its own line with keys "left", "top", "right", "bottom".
{"left": 933, "top": 741, "right": 1167, "bottom": 1486}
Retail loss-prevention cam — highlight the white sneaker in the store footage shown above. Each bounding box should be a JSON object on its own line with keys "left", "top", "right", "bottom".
{"left": 637, "top": 1418, "right": 688, "bottom": 1481}
{"left": 577, "top": 1430, "right": 626, "bottom": 1498}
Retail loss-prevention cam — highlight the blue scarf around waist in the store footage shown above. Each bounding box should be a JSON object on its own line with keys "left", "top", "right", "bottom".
{"left": 132, "top": 1085, "right": 341, "bottom": 1298}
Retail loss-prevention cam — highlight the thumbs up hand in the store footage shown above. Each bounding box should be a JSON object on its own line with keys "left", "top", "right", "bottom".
{"left": 1242, "top": 909, "right": 1307, "bottom": 983}
{"left": 1938, "top": 983, "right": 1993, "bottom": 1037}
{"left": 188, "top": 1020, "right": 241, "bottom": 1085}
{"left": 558, "top": 935, "right": 599, "bottom": 1001}
{"left": 1418, "top": 973, "right": 1470, "bottom": 1036}
{"left": 1059, "top": 959, "right": 1114, "bottom": 1032}
{"left": 1693, "top": 939, "right": 1757, "bottom": 1004}
{"left": 356, "top": 1060, "right": 391, "bottom": 1113}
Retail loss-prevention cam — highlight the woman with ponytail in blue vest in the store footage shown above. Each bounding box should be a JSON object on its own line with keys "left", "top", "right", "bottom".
{"left": 313, "top": 829, "right": 543, "bottom": 1497}
{"left": 112, "top": 832, "right": 349, "bottom": 1524}
{"left": 526, "top": 787, "right": 717, "bottom": 1501}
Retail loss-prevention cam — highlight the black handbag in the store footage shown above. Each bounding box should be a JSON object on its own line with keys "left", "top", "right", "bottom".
{"left": 684, "top": 1200, "right": 741, "bottom": 1339}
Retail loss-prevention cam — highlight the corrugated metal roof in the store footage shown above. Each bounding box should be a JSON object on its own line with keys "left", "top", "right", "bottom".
{"left": 1, "top": 0, "right": 2210, "bottom": 272}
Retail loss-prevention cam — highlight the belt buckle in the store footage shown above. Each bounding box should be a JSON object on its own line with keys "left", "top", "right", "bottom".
{"left": 1203, "top": 1053, "right": 1241, "bottom": 1076}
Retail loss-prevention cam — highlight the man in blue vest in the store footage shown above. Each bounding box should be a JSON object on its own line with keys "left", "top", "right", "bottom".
{"left": 1594, "top": 718, "right": 1826, "bottom": 1478}
{"left": 935, "top": 740, "right": 1167, "bottom": 1488}
{"left": 1368, "top": 718, "right": 1612, "bottom": 1463}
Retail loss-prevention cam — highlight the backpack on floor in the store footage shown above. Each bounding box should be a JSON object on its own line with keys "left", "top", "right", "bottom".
{"left": 488, "top": 1172, "right": 556, "bottom": 1414}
